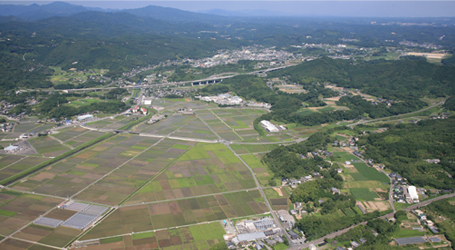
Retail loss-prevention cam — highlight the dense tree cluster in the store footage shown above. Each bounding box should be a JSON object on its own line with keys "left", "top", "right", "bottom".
{"left": 358, "top": 117, "right": 455, "bottom": 189}
{"left": 269, "top": 57, "right": 455, "bottom": 99}
{"left": 262, "top": 132, "right": 333, "bottom": 178}
{"left": 39, "top": 93, "right": 127, "bottom": 119}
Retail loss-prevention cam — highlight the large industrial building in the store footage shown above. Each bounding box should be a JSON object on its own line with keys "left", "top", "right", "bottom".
{"left": 260, "top": 120, "right": 279, "bottom": 132}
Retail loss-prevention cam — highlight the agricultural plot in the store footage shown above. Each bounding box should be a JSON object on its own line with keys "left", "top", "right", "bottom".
{"left": 235, "top": 129, "right": 260, "bottom": 140}
{"left": 86, "top": 116, "right": 131, "bottom": 130}
{"left": 12, "top": 223, "right": 81, "bottom": 248}
{"left": 333, "top": 151, "right": 361, "bottom": 163}
{"left": 125, "top": 143, "right": 256, "bottom": 205}
{"left": 75, "top": 138, "right": 192, "bottom": 205}
{"left": 350, "top": 188, "right": 380, "bottom": 201}
{"left": 0, "top": 156, "right": 48, "bottom": 183}
{"left": 66, "top": 98, "right": 104, "bottom": 108}
{"left": 82, "top": 190, "right": 268, "bottom": 240}
{"left": 78, "top": 222, "right": 226, "bottom": 250}
{"left": 231, "top": 144, "right": 279, "bottom": 154}
{"left": 0, "top": 238, "right": 58, "bottom": 250}
{"left": 52, "top": 127, "right": 90, "bottom": 142}
{"left": 240, "top": 154, "right": 274, "bottom": 186}
{"left": 12, "top": 135, "right": 158, "bottom": 198}
{"left": 171, "top": 118, "right": 218, "bottom": 140}
{"left": 353, "top": 163, "right": 390, "bottom": 183}
{"left": 0, "top": 189, "right": 63, "bottom": 236}
{"left": 265, "top": 188, "right": 291, "bottom": 210}
{"left": 211, "top": 109, "right": 267, "bottom": 130}
{"left": 52, "top": 127, "right": 105, "bottom": 148}
{"left": 138, "top": 114, "right": 196, "bottom": 135}
{"left": 29, "top": 136, "right": 70, "bottom": 157}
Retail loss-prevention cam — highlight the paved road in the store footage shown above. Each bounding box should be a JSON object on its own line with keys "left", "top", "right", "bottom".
{"left": 347, "top": 99, "right": 447, "bottom": 128}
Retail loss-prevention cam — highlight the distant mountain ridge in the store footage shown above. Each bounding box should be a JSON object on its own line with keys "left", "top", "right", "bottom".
{"left": 0, "top": 1, "right": 229, "bottom": 23}
{"left": 0, "top": 2, "right": 88, "bottom": 21}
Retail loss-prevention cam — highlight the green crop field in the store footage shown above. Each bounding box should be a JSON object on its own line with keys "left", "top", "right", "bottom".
{"left": 89, "top": 222, "right": 226, "bottom": 249}
{"left": 350, "top": 188, "right": 380, "bottom": 201}
{"left": 353, "top": 163, "right": 390, "bottom": 183}
{"left": 82, "top": 190, "right": 268, "bottom": 241}
{"left": 126, "top": 143, "right": 257, "bottom": 205}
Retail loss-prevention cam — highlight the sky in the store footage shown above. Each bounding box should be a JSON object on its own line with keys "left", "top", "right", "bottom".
{"left": 2, "top": 1, "right": 455, "bottom": 17}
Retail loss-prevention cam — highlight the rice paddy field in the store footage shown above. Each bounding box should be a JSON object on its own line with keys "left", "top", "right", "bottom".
{"left": 0, "top": 238, "right": 60, "bottom": 250}
{"left": 168, "top": 118, "right": 218, "bottom": 140}
{"left": 11, "top": 223, "right": 81, "bottom": 248}
{"left": 52, "top": 127, "right": 105, "bottom": 148}
{"left": 29, "top": 136, "right": 70, "bottom": 157}
{"left": 74, "top": 138, "right": 193, "bottom": 205}
{"left": 11, "top": 118, "right": 52, "bottom": 134}
{"left": 78, "top": 222, "right": 226, "bottom": 250}
{"left": 0, "top": 189, "right": 64, "bottom": 236}
{"left": 0, "top": 156, "right": 48, "bottom": 183}
{"left": 137, "top": 114, "right": 196, "bottom": 135}
{"left": 124, "top": 143, "right": 256, "bottom": 205}
{"left": 82, "top": 190, "right": 268, "bottom": 240}
{"left": 86, "top": 115, "right": 133, "bottom": 130}
{"left": 240, "top": 153, "right": 275, "bottom": 186}
{"left": 11, "top": 134, "right": 160, "bottom": 198}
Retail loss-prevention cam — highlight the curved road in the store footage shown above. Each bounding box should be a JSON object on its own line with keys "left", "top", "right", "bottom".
{"left": 347, "top": 99, "right": 447, "bottom": 128}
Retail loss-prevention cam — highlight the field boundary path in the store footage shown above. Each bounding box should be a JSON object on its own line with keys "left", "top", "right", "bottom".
{"left": 48, "top": 134, "right": 75, "bottom": 150}
{"left": 196, "top": 111, "right": 296, "bottom": 247}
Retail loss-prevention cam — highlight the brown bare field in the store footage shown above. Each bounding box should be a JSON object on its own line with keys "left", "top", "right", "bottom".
{"left": 30, "top": 172, "right": 56, "bottom": 181}
{"left": 272, "top": 187, "right": 283, "bottom": 197}
{"left": 91, "top": 146, "right": 108, "bottom": 152}
{"left": 325, "top": 96, "right": 342, "bottom": 101}
{"left": 75, "top": 151, "right": 97, "bottom": 159}
{"left": 405, "top": 52, "right": 447, "bottom": 59}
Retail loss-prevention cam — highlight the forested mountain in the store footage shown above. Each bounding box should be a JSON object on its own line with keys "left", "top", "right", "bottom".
{"left": 0, "top": 2, "right": 88, "bottom": 21}
{"left": 358, "top": 118, "right": 455, "bottom": 189}
{"left": 270, "top": 57, "right": 455, "bottom": 99}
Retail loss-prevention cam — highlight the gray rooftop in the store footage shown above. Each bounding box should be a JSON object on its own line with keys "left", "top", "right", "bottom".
{"left": 395, "top": 236, "right": 427, "bottom": 245}
{"left": 236, "top": 232, "right": 266, "bottom": 242}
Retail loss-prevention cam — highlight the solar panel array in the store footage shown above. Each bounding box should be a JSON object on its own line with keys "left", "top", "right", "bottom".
{"left": 34, "top": 203, "right": 108, "bottom": 230}
{"left": 61, "top": 204, "right": 108, "bottom": 230}
{"left": 62, "top": 213, "right": 98, "bottom": 230}
{"left": 66, "top": 202, "right": 90, "bottom": 212}
{"left": 84, "top": 205, "right": 108, "bottom": 216}
{"left": 34, "top": 217, "right": 63, "bottom": 228}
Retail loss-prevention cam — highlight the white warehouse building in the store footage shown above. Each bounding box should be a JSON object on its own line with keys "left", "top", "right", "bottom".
{"left": 408, "top": 186, "right": 419, "bottom": 202}
{"left": 260, "top": 120, "right": 279, "bottom": 132}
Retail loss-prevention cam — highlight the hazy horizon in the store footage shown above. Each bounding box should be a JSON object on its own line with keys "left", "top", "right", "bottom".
{"left": 1, "top": 1, "right": 455, "bottom": 17}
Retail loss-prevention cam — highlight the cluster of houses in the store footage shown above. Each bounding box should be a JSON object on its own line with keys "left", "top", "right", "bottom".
{"left": 300, "top": 150, "right": 332, "bottom": 160}
{"left": 197, "top": 94, "right": 243, "bottom": 106}
{"left": 178, "top": 108, "right": 195, "bottom": 115}
{"left": 414, "top": 209, "right": 440, "bottom": 234}
{"left": 147, "top": 114, "right": 165, "bottom": 124}
{"left": 335, "top": 238, "right": 367, "bottom": 250}
{"left": 389, "top": 173, "right": 421, "bottom": 203}
{"left": 0, "top": 123, "right": 14, "bottom": 132}
{"left": 245, "top": 101, "right": 271, "bottom": 109}
{"left": 129, "top": 106, "right": 148, "bottom": 115}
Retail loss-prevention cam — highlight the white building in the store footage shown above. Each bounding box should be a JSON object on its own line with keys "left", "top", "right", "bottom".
{"left": 408, "top": 186, "right": 419, "bottom": 202}
{"left": 77, "top": 114, "right": 93, "bottom": 121}
{"left": 260, "top": 120, "right": 279, "bottom": 132}
{"left": 143, "top": 98, "right": 152, "bottom": 105}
